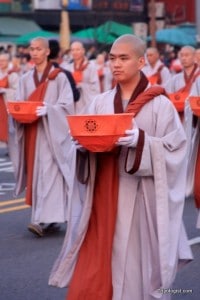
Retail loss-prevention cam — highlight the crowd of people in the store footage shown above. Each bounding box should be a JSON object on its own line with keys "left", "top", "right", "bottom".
{"left": 1, "top": 34, "right": 200, "bottom": 299}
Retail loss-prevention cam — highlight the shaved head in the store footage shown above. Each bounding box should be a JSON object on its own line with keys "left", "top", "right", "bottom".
{"left": 30, "top": 37, "right": 49, "bottom": 49}
{"left": 111, "top": 34, "right": 146, "bottom": 58}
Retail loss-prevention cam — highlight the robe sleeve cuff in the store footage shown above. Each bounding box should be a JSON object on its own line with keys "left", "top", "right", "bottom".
{"left": 124, "top": 129, "right": 145, "bottom": 174}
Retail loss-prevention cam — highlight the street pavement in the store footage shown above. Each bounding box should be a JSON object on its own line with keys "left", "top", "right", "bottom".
{"left": 0, "top": 143, "right": 200, "bottom": 300}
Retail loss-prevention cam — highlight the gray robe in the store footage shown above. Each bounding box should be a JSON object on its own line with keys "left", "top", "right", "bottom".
{"left": 49, "top": 87, "right": 193, "bottom": 299}
{"left": 10, "top": 66, "right": 78, "bottom": 224}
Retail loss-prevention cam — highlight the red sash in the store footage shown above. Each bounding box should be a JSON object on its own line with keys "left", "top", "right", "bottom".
{"left": 148, "top": 64, "right": 164, "bottom": 85}
{"left": 72, "top": 59, "right": 89, "bottom": 84}
{"left": 24, "top": 66, "right": 61, "bottom": 205}
{"left": 168, "top": 64, "right": 200, "bottom": 113}
{"left": 0, "top": 75, "right": 9, "bottom": 142}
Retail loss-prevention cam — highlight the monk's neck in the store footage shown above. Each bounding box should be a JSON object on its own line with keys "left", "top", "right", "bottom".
{"left": 119, "top": 76, "right": 141, "bottom": 100}
{"left": 35, "top": 61, "right": 48, "bottom": 74}
{"left": 184, "top": 64, "right": 196, "bottom": 77}
{"left": 74, "top": 58, "right": 85, "bottom": 68}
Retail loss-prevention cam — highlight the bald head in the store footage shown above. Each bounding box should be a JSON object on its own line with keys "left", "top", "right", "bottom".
{"left": 180, "top": 45, "right": 195, "bottom": 54}
{"left": 30, "top": 37, "right": 49, "bottom": 49}
{"left": 111, "top": 34, "right": 146, "bottom": 58}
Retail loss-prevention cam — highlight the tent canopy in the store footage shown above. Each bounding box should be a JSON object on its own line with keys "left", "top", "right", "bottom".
{"left": 0, "top": 17, "right": 41, "bottom": 43}
{"left": 72, "top": 21, "right": 134, "bottom": 44}
{"left": 148, "top": 23, "right": 197, "bottom": 47}
{"left": 16, "top": 30, "right": 59, "bottom": 45}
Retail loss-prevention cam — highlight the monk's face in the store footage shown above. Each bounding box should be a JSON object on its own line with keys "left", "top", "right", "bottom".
{"left": 146, "top": 49, "right": 159, "bottom": 66}
{"left": 179, "top": 48, "right": 195, "bottom": 69}
{"left": 0, "top": 55, "right": 9, "bottom": 71}
{"left": 70, "top": 42, "right": 85, "bottom": 61}
{"left": 29, "top": 40, "right": 50, "bottom": 66}
{"left": 109, "top": 42, "right": 145, "bottom": 84}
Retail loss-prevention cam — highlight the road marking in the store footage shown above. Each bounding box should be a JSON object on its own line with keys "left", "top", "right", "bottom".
{"left": 0, "top": 198, "right": 30, "bottom": 213}
{"left": 0, "top": 198, "right": 25, "bottom": 207}
{"left": 188, "top": 236, "right": 200, "bottom": 246}
{"left": 0, "top": 205, "right": 29, "bottom": 213}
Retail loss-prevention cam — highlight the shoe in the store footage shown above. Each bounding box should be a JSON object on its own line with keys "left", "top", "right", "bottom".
{"left": 28, "top": 223, "right": 44, "bottom": 237}
{"left": 43, "top": 223, "right": 61, "bottom": 233}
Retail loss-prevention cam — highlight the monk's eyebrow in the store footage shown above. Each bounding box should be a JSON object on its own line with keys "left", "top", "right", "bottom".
{"left": 109, "top": 53, "right": 129, "bottom": 59}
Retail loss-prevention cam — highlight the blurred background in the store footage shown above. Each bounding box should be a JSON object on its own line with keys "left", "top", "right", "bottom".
{"left": 0, "top": 0, "right": 198, "bottom": 56}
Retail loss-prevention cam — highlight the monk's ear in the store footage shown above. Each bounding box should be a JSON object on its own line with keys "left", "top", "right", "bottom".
{"left": 138, "top": 56, "right": 145, "bottom": 70}
{"left": 46, "top": 48, "right": 51, "bottom": 57}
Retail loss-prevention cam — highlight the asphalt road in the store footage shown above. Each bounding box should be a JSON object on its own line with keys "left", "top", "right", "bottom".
{"left": 0, "top": 143, "right": 200, "bottom": 300}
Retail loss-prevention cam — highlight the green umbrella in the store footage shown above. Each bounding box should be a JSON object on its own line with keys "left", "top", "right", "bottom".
{"left": 72, "top": 21, "right": 133, "bottom": 44}
{"left": 16, "top": 30, "right": 59, "bottom": 45}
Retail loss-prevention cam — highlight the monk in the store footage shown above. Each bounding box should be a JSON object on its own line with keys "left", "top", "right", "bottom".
{"left": 49, "top": 34, "right": 192, "bottom": 300}
{"left": 165, "top": 46, "right": 200, "bottom": 197}
{"left": 185, "top": 77, "right": 200, "bottom": 228}
{"left": 61, "top": 41, "right": 100, "bottom": 113}
{"left": 142, "top": 47, "right": 171, "bottom": 86}
{"left": 9, "top": 37, "right": 76, "bottom": 237}
{"left": 0, "top": 52, "right": 19, "bottom": 144}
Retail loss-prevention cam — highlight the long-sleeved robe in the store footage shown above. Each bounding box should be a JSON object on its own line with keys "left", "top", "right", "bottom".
{"left": 185, "top": 78, "right": 200, "bottom": 226}
{"left": 10, "top": 65, "right": 78, "bottom": 224}
{"left": 49, "top": 85, "right": 192, "bottom": 300}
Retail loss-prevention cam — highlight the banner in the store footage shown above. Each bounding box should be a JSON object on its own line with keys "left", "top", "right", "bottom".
{"left": 34, "top": 0, "right": 92, "bottom": 10}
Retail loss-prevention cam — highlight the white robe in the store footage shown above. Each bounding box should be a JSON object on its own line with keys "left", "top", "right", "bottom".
{"left": 142, "top": 59, "right": 171, "bottom": 86}
{"left": 49, "top": 87, "right": 193, "bottom": 299}
{"left": 62, "top": 60, "right": 100, "bottom": 114}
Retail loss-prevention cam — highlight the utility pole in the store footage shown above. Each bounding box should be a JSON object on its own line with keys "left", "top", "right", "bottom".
{"left": 149, "top": 0, "right": 157, "bottom": 47}
{"left": 195, "top": 0, "right": 200, "bottom": 48}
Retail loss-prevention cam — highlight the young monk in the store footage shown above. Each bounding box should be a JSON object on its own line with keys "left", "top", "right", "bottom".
{"left": 49, "top": 34, "right": 192, "bottom": 300}
{"left": 9, "top": 37, "right": 76, "bottom": 237}
{"left": 61, "top": 41, "right": 100, "bottom": 113}
{"left": 142, "top": 47, "right": 171, "bottom": 86}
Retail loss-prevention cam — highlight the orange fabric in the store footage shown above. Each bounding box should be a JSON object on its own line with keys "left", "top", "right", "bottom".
{"left": 0, "top": 94, "right": 8, "bottom": 142}
{"left": 24, "top": 68, "right": 61, "bottom": 206}
{"left": 66, "top": 74, "right": 166, "bottom": 300}
{"left": 147, "top": 64, "right": 164, "bottom": 85}
{"left": 72, "top": 59, "right": 89, "bottom": 84}
{"left": 67, "top": 153, "right": 119, "bottom": 300}
{"left": 72, "top": 70, "right": 83, "bottom": 84}
{"left": 194, "top": 140, "right": 200, "bottom": 208}
{"left": 0, "top": 76, "right": 9, "bottom": 142}
{"left": 148, "top": 74, "right": 159, "bottom": 85}
{"left": 169, "top": 65, "right": 200, "bottom": 113}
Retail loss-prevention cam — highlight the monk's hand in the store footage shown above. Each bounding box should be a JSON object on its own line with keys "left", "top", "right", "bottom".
{"left": 36, "top": 104, "right": 47, "bottom": 117}
{"left": 70, "top": 134, "right": 86, "bottom": 152}
{"left": 116, "top": 119, "right": 139, "bottom": 148}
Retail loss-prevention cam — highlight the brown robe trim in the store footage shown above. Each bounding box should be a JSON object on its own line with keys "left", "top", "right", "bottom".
{"left": 33, "top": 62, "right": 52, "bottom": 87}
{"left": 124, "top": 129, "right": 145, "bottom": 174}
